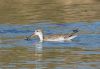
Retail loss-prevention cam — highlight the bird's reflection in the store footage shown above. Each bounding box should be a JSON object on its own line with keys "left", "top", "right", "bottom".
{"left": 33, "top": 42, "right": 43, "bottom": 69}
{"left": 33, "top": 42, "right": 43, "bottom": 54}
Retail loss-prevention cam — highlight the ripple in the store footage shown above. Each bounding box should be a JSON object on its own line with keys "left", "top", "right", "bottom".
{"left": 0, "top": 22, "right": 100, "bottom": 69}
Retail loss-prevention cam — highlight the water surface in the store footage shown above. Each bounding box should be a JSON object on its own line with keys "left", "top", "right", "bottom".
{"left": 0, "top": 22, "right": 100, "bottom": 69}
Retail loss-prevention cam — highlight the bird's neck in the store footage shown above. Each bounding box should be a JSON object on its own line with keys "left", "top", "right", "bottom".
{"left": 38, "top": 32, "right": 43, "bottom": 42}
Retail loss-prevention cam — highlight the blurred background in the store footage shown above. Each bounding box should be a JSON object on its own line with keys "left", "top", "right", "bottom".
{"left": 0, "top": 0, "right": 100, "bottom": 24}
{"left": 0, "top": 0, "right": 100, "bottom": 69}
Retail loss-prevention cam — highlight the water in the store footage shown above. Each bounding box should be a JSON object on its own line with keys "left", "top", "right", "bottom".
{"left": 0, "top": 22, "right": 100, "bottom": 69}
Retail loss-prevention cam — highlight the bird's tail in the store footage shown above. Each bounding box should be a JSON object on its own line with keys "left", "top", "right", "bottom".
{"left": 68, "top": 28, "right": 79, "bottom": 37}
{"left": 72, "top": 28, "right": 79, "bottom": 33}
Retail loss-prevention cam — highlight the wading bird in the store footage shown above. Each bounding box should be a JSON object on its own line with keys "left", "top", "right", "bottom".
{"left": 25, "top": 29, "right": 79, "bottom": 42}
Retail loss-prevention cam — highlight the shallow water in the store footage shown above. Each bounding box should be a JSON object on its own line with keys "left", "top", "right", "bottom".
{"left": 0, "top": 22, "right": 100, "bottom": 69}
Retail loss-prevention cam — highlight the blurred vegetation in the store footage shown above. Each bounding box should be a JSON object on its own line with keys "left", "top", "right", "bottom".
{"left": 0, "top": 0, "right": 100, "bottom": 24}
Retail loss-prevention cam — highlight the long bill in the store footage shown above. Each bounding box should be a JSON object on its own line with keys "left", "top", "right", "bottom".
{"left": 25, "top": 33, "right": 35, "bottom": 40}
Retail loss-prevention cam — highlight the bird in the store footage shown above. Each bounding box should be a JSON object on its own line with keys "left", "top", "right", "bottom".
{"left": 25, "top": 28, "right": 79, "bottom": 42}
